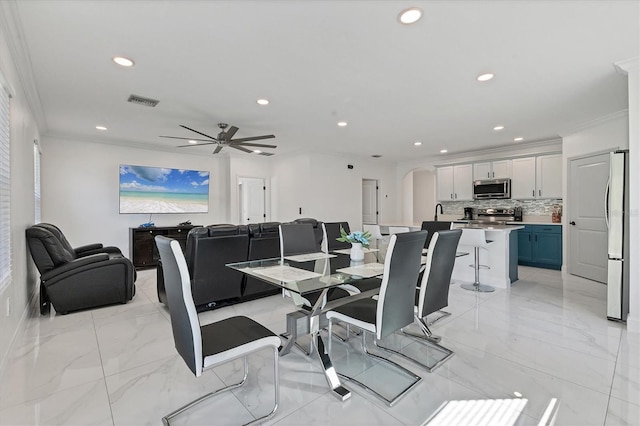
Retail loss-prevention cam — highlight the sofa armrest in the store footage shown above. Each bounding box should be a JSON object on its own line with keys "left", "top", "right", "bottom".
{"left": 75, "top": 245, "right": 122, "bottom": 257}
{"left": 74, "top": 243, "right": 103, "bottom": 254}
{"left": 41, "top": 253, "right": 110, "bottom": 281}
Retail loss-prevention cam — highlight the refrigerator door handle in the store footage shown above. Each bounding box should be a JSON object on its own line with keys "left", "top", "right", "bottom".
{"left": 605, "top": 177, "right": 611, "bottom": 230}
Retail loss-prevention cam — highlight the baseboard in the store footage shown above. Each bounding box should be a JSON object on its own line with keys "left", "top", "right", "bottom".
{"left": 626, "top": 312, "right": 640, "bottom": 334}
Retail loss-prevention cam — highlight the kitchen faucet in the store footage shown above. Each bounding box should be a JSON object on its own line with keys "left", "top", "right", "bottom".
{"left": 434, "top": 203, "right": 443, "bottom": 221}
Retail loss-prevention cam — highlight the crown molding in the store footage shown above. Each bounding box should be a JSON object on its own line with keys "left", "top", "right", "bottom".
{"left": 431, "top": 137, "right": 562, "bottom": 166}
{"left": 561, "top": 109, "right": 629, "bottom": 136}
{"left": 615, "top": 57, "right": 640, "bottom": 74}
{"left": 0, "top": 0, "right": 47, "bottom": 131}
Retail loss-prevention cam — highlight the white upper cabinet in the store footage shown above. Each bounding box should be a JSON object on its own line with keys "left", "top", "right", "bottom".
{"left": 474, "top": 160, "right": 512, "bottom": 180}
{"left": 511, "top": 157, "right": 537, "bottom": 199}
{"left": 536, "top": 154, "right": 562, "bottom": 199}
{"left": 511, "top": 154, "right": 562, "bottom": 199}
{"left": 437, "top": 164, "right": 473, "bottom": 201}
{"left": 436, "top": 166, "right": 454, "bottom": 201}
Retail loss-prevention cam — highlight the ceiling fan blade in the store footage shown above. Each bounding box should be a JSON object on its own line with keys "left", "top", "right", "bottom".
{"left": 230, "top": 145, "right": 253, "bottom": 153}
{"left": 222, "top": 126, "right": 239, "bottom": 141}
{"left": 179, "top": 125, "right": 219, "bottom": 141}
{"left": 231, "top": 142, "right": 277, "bottom": 149}
{"left": 160, "top": 136, "right": 213, "bottom": 142}
{"left": 229, "top": 135, "right": 275, "bottom": 143}
{"left": 212, "top": 145, "right": 223, "bottom": 154}
{"left": 258, "top": 152, "right": 275, "bottom": 156}
{"left": 176, "top": 142, "right": 220, "bottom": 147}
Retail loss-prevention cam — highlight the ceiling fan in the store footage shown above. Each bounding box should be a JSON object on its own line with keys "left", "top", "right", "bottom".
{"left": 160, "top": 123, "right": 276, "bottom": 155}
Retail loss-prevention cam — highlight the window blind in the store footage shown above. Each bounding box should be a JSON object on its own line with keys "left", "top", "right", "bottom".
{"left": 0, "top": 81, "right": 11, "bottom": 293}
{"left": 34, "top": 140, "right": 41, "bottom": 224}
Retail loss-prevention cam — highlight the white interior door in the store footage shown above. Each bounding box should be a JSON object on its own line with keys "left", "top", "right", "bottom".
{"left": 239, "top": 177, "right": 266, "bottom": 225}
{"left": 568, "top": 153, "right": 609, "bottom": 283}
{"left": 362, "top": 179, "right": 378, "bottom": 224}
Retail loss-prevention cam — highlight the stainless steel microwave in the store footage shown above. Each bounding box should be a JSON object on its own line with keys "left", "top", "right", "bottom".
{"left": 473, "top": 178, "right": 511, "bottom": 199}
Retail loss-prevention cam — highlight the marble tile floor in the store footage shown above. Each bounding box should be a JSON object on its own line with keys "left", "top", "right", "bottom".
{"left": 0, "top": 266, "right": 638, "bottom": 425}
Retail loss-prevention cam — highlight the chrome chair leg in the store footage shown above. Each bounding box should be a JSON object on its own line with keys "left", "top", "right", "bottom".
{"left": 162, "top": 347, "right": 279, "bottom": 426}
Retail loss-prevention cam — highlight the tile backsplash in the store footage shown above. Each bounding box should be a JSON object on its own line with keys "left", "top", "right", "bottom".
{"left": 439, "top": 199, "right": 562, "bottom": 217}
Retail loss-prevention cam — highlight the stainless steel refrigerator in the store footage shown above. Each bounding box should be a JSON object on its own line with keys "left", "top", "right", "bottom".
{"left": 607, "top": 150, "right": 630, "bottom": 322}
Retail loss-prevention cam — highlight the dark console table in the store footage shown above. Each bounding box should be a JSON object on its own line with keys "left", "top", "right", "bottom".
{"left": 129, "top": 225, "right": 197, "bottom": 268}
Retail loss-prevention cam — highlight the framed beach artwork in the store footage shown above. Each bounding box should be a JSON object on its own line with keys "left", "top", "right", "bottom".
{"left": 119, "top": 164, "right": 210, "bottom": 214}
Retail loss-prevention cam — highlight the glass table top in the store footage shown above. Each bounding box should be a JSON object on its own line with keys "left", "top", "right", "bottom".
{"left": 227, "top": 236, "right": 468, "bottom": 295}
{"left": 227, "top": 250, "right": 385, "bottom": 295}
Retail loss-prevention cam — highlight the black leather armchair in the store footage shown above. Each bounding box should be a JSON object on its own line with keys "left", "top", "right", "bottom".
{"left": 26, "top": 224, "right": 136, "bottom": 315}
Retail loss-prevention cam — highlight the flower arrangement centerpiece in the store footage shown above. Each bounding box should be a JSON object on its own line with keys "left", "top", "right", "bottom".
{"left": 336, "top": 226, "right": 371, "bottom": 260}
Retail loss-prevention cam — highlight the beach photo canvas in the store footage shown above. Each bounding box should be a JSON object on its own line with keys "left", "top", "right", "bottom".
{"left": 119, "top": 164, "right": 210, "bottom": 213}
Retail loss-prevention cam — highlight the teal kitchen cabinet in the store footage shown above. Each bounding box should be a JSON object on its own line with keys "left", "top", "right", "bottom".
{"left": 517, "top": 225, "right": 562, "bottom": 270}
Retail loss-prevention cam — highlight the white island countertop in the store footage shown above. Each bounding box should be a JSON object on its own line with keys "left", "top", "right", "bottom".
{"left": 453, "top": 224, "right": 524, "bottom": 231}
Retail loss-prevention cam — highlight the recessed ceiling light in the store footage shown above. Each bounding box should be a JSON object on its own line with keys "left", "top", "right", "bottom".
{"left": 414, "top": 141, "right": 422, "bottom": 146}
{"left": 493, "top": 125, "right": 505, "bottom": 131}
{"left": 188, "top": 140, "right": 198, "bottom": 144}
{"left": 398, "top": 7, "right": 423, "bottom": 24}
{"left": 440, "top": 149, "right": 448, "bottom": 153}
{"left": 253, "top": 150, "right": 262, "bottom": 154}
{"left": 95, "top": 125, "right": 107, "bottom": 131}
{"left": 514, "top": 137, "right": 524, "bottom": 142}
{"left": 477, "top": 73, "right": 494, "bottom": 82}
{"left": 337, "top": 121, "right": 348, "bottom": 127}
{"left": 256, "top": 99, "right": 269, "bottom": 106}
{"left": 113, "top": 56, "right": 134, "bottom": 67}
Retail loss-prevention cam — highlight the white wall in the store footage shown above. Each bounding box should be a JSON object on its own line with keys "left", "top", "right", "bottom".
{"left": 308, "top": 153, "right": 397, "bottom": 230}
{"left": 413, "top": 169, "right": 435, "bottom": 224}
{"left": 270, "top": 154, "right": 311, "bottom": 222}
{"left": 0, "top": 24, "right": 41, "bottom": 370}
{"left": 40, "top": 137, "right": 231, "bottom": 258}
{"left": 402, "top": 171, "right": 413, "bottom": 225}
{"left": 269, "top": 152, "right": 397, "bottom": 229}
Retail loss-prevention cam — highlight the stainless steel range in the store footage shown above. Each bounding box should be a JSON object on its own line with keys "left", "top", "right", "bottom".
{"left": 470, "top": 208, "right": 521, "bottom": 225}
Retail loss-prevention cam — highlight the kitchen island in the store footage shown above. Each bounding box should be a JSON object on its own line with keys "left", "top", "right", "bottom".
{"left": 451, "top": 223, "right": 525, "bottom": 289}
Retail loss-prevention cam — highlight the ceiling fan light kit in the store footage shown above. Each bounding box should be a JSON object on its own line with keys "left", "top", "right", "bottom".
{"left": 160, "top": 123, "right": 277, "bottom": 155}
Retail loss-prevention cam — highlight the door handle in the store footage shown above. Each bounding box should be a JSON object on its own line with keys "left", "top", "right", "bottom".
{"left": 570, "top": 221, "right": 576, "bottom": 225}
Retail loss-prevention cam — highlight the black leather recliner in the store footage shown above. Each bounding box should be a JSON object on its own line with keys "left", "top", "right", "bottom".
{"left": 244, "top": 222, "right": 282, "bottom": 299}
{"left": 26, "top": 224, "right": 136, "bottom": 315}
{"left": 293, "top": 218, "right": 324, "bottom": 251}
{"left": 158, "top": 224, "right": 251, "bottom": 308}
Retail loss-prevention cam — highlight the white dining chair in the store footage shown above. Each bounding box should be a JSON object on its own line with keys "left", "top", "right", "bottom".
{"left": 388, "top": 226, "right": 410, "bottom": 235}
{"left": 363, "top": 224, "right": 384, "bottom": 239}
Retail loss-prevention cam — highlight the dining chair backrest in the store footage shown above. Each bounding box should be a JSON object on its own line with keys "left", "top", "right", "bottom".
{"left": 376, "top": 230, "right": 427, "bottom": 339}
{"left": 363, "top": 224, "right": 383, "bottom": 239}
{"left": 155, "top": 236, "right": 202, "bottom": 376}
{"left": 279, "top": 223, "right": 318, "bottom": 258}
{"left": 420, "top": 221, "right": 453, "bottom": 249}
{"left": 417, "top": 229, "right": 462, "bottom": 318}
{"left": 322, "top": 222, "right": 351, "bottom": 252}
{"left": 388, "top": 226, "right": 410, "bottom": 235}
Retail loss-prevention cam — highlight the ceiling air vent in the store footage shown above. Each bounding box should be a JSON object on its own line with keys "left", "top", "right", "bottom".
{"left": 127, "top": 94, "right": 159, "bottom": 107}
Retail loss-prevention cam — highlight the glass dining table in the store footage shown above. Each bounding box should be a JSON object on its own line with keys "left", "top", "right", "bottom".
{"left": 227, "top": 244, "right": 389, "bottom": 401}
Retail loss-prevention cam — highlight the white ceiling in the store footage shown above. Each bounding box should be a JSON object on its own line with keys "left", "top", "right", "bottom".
{"left": 6, "top": 0, "right": 639, "bottom": 162}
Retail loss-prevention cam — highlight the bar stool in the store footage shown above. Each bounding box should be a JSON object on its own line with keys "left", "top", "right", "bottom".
{"left": 458, "top": 228, "right": 495, "bottom": 293}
